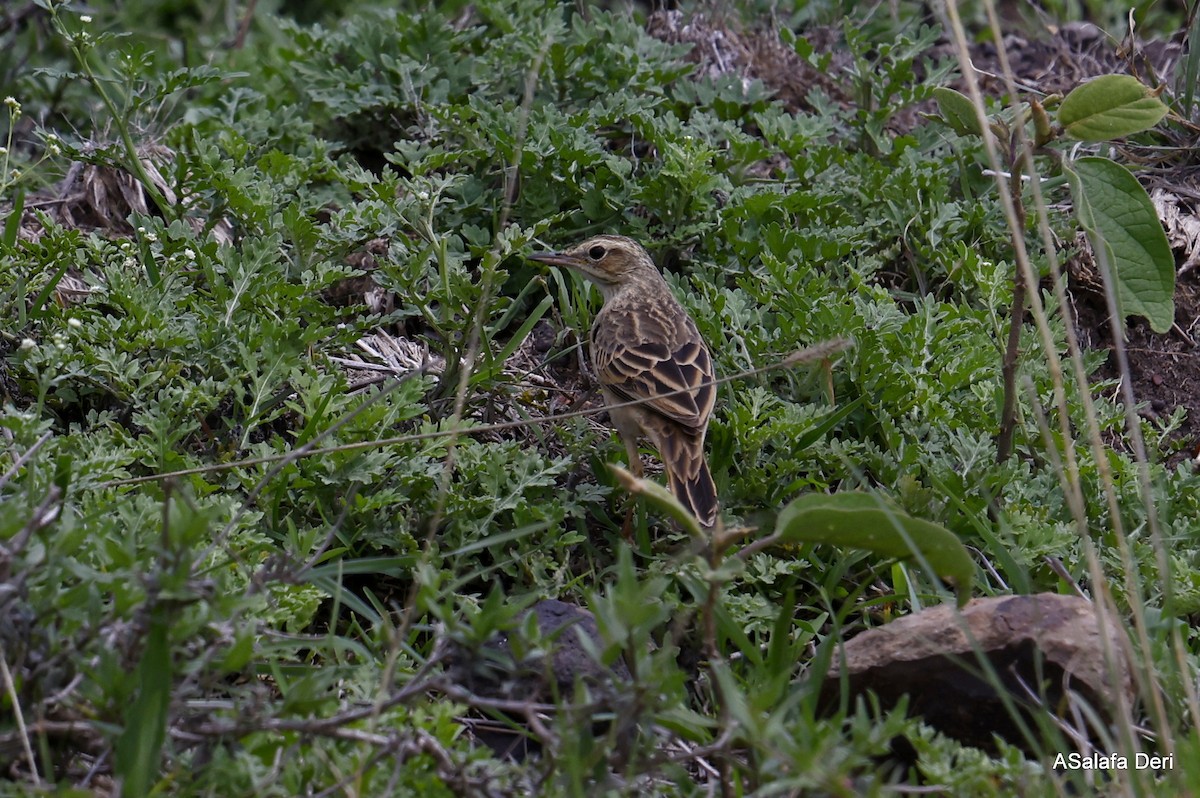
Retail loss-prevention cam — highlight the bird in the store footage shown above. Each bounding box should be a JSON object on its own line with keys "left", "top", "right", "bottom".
{"left": 529, "top": 235, "right": 718, "bottom": 531}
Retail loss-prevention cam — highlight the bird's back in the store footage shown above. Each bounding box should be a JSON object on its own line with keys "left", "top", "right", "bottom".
{"left": 590, "top": 285, "right": 715, "bottom": 432}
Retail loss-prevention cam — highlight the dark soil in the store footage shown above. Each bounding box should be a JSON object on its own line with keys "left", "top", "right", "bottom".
{"left": 977, "top": 21, "right": 1200, "bottom": 468}
{"left": 1071, "top": 272, "right": 1200, "bottom": 468}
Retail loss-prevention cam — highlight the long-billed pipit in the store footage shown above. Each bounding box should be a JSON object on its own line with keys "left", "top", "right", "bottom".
{"left": 530, "top": 235, "right": 718, "bottom": 530}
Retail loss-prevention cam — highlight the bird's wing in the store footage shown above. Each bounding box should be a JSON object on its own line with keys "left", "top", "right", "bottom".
{"left": 592, "top": 303, "right": 715, "bottom": 430}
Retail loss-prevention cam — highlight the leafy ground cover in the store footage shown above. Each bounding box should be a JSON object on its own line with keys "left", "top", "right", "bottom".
{"left": 2, "top": 0, "right": 1200, "bottom": 794}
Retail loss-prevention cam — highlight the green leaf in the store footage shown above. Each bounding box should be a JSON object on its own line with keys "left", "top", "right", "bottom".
{"left": 1058, "top": 75, "right": 1168, "bottom": 141}
{"left": 219, "top": 629, "right": 255, "bottom": 673}
{"left": 653, "top": 705, "right": 719, "bottom": 741}
{"left": 472, "top": 293, "right": 553, "bottom": 386}
{"left": 931, "top": 87, "right": 984, "bottom": 137}
{"left": 114, "top": 616, "right": 172, "bottom": 797}
{"left": 2, "top": 189, "right": 23, "bottom": 250}
{"left": 1065, "top": 156, "right": 1175, "bottom": 333}
{"left": 774, "top": 492, "right": 974, "bottom": 606}
{"left": 765, "top": 589, "right": 799, "bottom": 676}
{"left": 1179, "top": 10, "right": 1200, "bottom": 117}
{"left": 308, "top": 556, "right": 418, "bottom": 579}
{"left": 28, "top": 261, "right": 72, "bottom": 321}
{"left": 608, "top": 463, "right": 703, "bottom": 538}
{"left": 794, "top": 395, "right": 864, "bottom": 452}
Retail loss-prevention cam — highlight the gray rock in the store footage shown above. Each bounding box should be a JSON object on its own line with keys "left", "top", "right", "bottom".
{"left": 819, "top": 593, "right": 1134, "bottom": 754}
{"left": 448, "top": 598, "right": 630, "bottom": 761}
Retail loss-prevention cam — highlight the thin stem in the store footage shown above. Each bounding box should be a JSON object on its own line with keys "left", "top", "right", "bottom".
{"left": 50, "top": 8, "right": 171, "bottom": 222}
{"left": 0, "top": 646, "right": 39, "bottom": 785}
{"left": 995, "top": 248, "right": 1027, "bottom": 462}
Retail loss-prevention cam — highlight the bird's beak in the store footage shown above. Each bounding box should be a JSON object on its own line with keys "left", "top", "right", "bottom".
{"left": 528, "top": 251, "right": 585, "bottom": 269}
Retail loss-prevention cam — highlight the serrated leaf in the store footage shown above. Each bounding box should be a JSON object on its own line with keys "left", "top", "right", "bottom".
{"left": 775, "top": 492, "right": 973, "bottom": 606}
{"left": 932, "top": 87, "right": 984, "bottom": 137}
{"left": 1065, "top": 156, "right": 1175, "bottom": 332}
{"left": 1058, "top": 75, "right": 1168, "bottom": 141}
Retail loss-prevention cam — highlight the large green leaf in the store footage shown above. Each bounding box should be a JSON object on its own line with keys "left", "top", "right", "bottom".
{"left": 775, "top": 492, "right": 974, "bottom": 606}
{"left": 1058, "top": 75, "right": 1168, "bottom": 141}
{"left": 1065, "top": 156, "right": 1175, "bottom": 333}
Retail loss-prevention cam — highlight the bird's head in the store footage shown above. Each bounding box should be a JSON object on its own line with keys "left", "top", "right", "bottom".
{"left": 528, "top": 235, "right": 656, "bottom": 291}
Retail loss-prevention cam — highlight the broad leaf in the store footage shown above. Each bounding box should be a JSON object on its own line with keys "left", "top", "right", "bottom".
{"left": 932, "top": 87, "right": 984, "bottom": 137}
{"left": 775, "top": 492, "right": 974, "bottom": 606}
{"left": 1065, "top": 156, "right": 1175, "bottom": 333}
{"left": 1058, "top": 75, "right": 1168, "bottom": 141}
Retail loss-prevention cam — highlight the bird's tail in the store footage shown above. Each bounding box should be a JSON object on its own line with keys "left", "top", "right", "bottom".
{"left": 661, "top": 431, "right": 719, "bottom": 529}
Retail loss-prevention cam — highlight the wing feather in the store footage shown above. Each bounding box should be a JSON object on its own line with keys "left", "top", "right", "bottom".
{"left": 591, "top": 299, "right": 715, "bottom": 430}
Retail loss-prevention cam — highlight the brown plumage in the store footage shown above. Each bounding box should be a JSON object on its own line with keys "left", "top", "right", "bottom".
{"left": 529, "top": 235, "right": 718, "bottom": 530}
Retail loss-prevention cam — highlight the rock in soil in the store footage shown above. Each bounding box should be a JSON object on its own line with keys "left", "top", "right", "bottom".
{"left": 819, "top": 593, "right": 1133, "bottom": 756}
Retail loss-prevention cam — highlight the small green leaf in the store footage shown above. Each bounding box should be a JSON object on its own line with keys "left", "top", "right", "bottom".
{"left": 1065, "top": 156, "right": 1175, "bottom": 332}
{"left": 1058, "top": 75, "right": 1168, "bottom": 141}
{"left": 932, "top": 87, "right": 984, "bottom": 137}
{"left": 653, "top": 705, "right": 719, "bottom": 741}
{"left": 2, "top": 189, "right": 24, "bottom": 250}
{"left": 775, "top": 492, "right": 974, "bottom": 606}
{"left": 28, "top": 261, "right": 72, "bottom": 320}
{"left": 1180, "top": 10, "right": 1200, "bottom": 116}
{"left": 794, "top": 395, "right": 864, "bottom": 452}
{"left": 219, "top": 629, "right": 255, "bottom": 673}
{"left": 608, "top": 463, "right": 703, "bottom": 539}
{"left": 114, "top": 616, "right": 172, "bottom": 798}
{"left": 766, "top": 589, "right": 799, "bottom": 676}
{"left": 473, "top": 293, "right": 553, "bottom": 386}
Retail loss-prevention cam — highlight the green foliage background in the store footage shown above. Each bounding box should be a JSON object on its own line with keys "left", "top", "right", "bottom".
{"left": 1, "top": 0, "right": 1198, "bottom": 794}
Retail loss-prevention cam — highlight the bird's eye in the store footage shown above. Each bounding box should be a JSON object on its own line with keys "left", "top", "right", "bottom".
{"left": 588, "top": 245, "right": 606, "bottom": 260}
